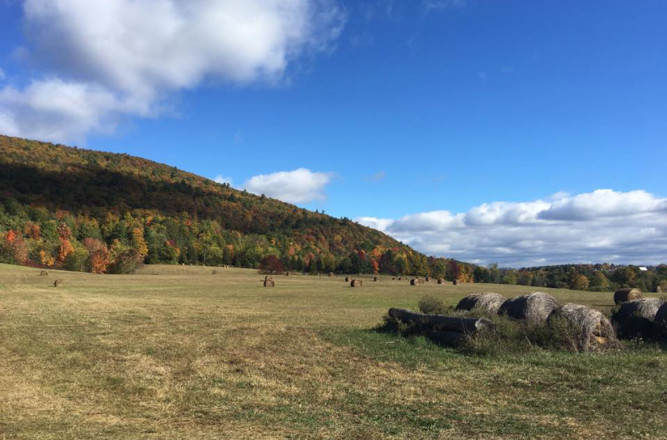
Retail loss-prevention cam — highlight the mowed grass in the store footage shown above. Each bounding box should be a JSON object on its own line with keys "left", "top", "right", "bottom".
{"left": 0, "top": 264, "right": 665, "bottom": 440}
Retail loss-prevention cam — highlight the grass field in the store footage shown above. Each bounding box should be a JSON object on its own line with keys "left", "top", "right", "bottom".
{"left": 0, "top": 263, "right": 665, "bottom": 439}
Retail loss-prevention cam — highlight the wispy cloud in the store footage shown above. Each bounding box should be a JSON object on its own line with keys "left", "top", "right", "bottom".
{"left": 213, "top": 175, "right": 233, "bottom": 186}
{"left": 422, "top": 0, "right": 467, "bottom": 13}
{"left": 364, "top": 171, "right": 386, "bottom": 181}
{"left": 357, "top": 189, "right": 667, "bottom": 267}
{"left": 244, "top": 168, "right": 334, "bottom": 204}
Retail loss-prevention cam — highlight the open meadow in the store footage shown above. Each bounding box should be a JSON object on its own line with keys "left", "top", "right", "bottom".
{"left": 0, "top": 263, "right": 665, "bottom": 440}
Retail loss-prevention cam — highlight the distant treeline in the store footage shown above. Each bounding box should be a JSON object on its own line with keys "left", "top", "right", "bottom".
{"left": 468, "top": 263, "right": 667, "bottom": 293}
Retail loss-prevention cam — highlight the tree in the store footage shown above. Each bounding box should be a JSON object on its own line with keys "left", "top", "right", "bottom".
{"left": 259, "top": 255, "right": 284, "bottom": 274}
{"left": 570, "top": 274, "right": 590, "bottom": 291}
{"left": 83, "top": 238, "right": 110, "bottom": 274}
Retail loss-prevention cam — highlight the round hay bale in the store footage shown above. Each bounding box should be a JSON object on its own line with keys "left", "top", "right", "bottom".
{"left": 285, "top": 272, "right": 290, "bottom": 276}
{"left": 345, "top": 276, "right": 351, "bottom": 282}
{"left": 612, "top": 298, "right": 663, "bottom": 340}
{"left": 437, "top": 278, "right": 444, "bottom": 284}
{"left": 453, "top": 280, "right": 458, "bottom": 286}
{"left": 392, "top": 277, "right": 395, "bottom": 280}
{"left": 53, "top": 279, "right": 63, "bottom": 287}
{"left": 398, "top": 277, "right": 402, "bottom": 281}
{"left": 40, "top": 270, "right": 48, "bottom": 276}
{"left": 456, "top": 293, "right": 508, "bottom": 316}
{"left": 350, "top": 279, "right": 362, "bottom": 287}
{"left": 410, "top": 278, "right": 424, "bottom": 286}
{"left": 655, "top": 286, "right": 662, "bottom": 294}
{"left": 548, "top": 304, "right": 616, "bottom": 352}
{"left": 655, "top": 302, "right": 667, "bottom": 340}
{"left": 329, "top": 272, "right": 334, "bottom": 277}
{"left": 263, "top": 279, "right": 275, "bottom": 288}
{"left": 264, "top": 275, "right": 273, "bottom": 281}
{"left": 373, "top": 276, "right": 378, "bottom": 282}
{"left": 613, "top": 288, "right": 642, "bottom": 305}
{"left": 498, "top": 292, "right": 560, "bottom": 325}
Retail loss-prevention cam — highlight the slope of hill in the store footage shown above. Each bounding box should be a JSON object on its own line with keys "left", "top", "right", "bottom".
{"left": 0, "top": 134, "right": 427, "bottom": 274}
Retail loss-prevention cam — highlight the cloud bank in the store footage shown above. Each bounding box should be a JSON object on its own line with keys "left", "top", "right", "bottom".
{"left": 357, "top": 189, "right": 667, "bottom": 267}
{"left": 0, "top": 0, "right": 345, "bottom": 143}
{"left": 244, "top": 168, "right": 334, "bottom": 204}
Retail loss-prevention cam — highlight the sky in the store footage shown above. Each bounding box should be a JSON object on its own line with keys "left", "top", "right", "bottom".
{"left": 0, "top": 0, "right": 665, "bottom": 267}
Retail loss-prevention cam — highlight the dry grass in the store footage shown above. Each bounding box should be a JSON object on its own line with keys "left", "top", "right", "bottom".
{"left": 0, "top": 264, "right": 665, "bottom": 439}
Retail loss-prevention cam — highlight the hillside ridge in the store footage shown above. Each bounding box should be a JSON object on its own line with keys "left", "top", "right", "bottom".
{"left": 0, "top": 134, "right": 429, "bottom": 275}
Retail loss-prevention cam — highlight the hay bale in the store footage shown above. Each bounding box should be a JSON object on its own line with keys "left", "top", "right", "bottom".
{"left": 392, "top": 277, "right": 395, "bottom": 280}
{"left": 373, "top": 276, "right": 378, "bottom": 282}
{"left": 453, "top": 280, "right": 458, "bottom": 285}
{"left": 53, "top": 279, "right": 63, "bottom": 287}
{"left": 612, "top": 298, "right": 663, "bottom": 340}
{"left": 329, "top": 272, "right": 334, "bottom": 277}
{"left": 655, "top": 302, "right": 667, "bottom": 340}
{"left": 285, "top": 272, "right": 290, "bottom": 276}
{"left": 613, "top": 288, "right": 642, "bottom": 305}
{"left": 456, "top": 293, "right": 507, "bottom": 316}
{"left": 498, "top": 292, "right": 560, "bottom": 325}
{"left": 548, "top": 304, "right": 616, "bottom": 352}
{"left": 655, "top": 286, "right": 662, "bottom": 294}
{"left": 39, "top": 270, "right": 48, "bottom": 276}
{"left": 425, "top": 277, "right": 430, "bottom": 282}
{"left": 410, "top": 278, "right": 423, "bottom": 286}
{"left": 350, "top": 279, "right": 362, "bottom": 287}
{"left": 264, "top": 279, "right": 275, "bottom": 287}
{"left": 264, "top": 275, "right": 273, "bottom": 281}
{"left": 345, "top": 276, "right": 351, "bottom": 282}
{"left": 437, "top": 278, "right": 444, "bottom": 284}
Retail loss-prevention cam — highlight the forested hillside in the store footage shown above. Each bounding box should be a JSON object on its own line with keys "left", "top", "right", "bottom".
{"left": 0, "top": 135, "right": 429, "bottom": 274}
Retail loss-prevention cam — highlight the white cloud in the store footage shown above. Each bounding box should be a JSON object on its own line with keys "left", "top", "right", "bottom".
{"left": 0, "top": 78, "right": 150, "bottom": 143}
{"left": 357, "top": 189, "right": 667, "bottom": 267}
{"left": 213, "top": 175, "right": 233, "bottom": 186}
{"left": 244, "top": 168, "right": 333, "bottom": 204}
{"left": 0, "top": 0, "right": 345, "bottom": 143}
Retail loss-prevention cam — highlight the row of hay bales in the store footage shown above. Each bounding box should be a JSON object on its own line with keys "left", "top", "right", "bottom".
{"left": 456, "top": 292, "right": 614, "bottom": 352}
{"left": 456, "top": 290, "right": 667, "bottom": 350}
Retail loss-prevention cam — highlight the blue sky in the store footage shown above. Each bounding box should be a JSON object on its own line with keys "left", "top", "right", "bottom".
{"left": 1, "top": 0, "right": 665, "bottom": 266}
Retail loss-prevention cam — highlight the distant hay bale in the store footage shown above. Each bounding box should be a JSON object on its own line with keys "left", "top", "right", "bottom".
{"left": 285, "top": 272, "right": 290, "bottom": 276}
{"left": 264, "top": 279, "right": 275, "bottom": 288}
{"left": 425, "top": 277, "right": 430, "bottom": 282}
{"left": 453, "top": 280, "right": 458, "bottom": 285}
{"left": 655, "top": 286, "right": 663, "bottom": 294}
{"left": 612, "top": 298, "right": 663, "bottom": 340}
{"left": 264, "top": 275, "right": 273, "bottom": 282}
{"left": 437, "top": 278, "right": 444, "bottom": 284}
{"left": 392, "top": 277, "right": 395, "bottom": 280}
{"left": 498, "top": 292, "right": 560, "bottom": 325}
{"left": 350, "top": 279, "right": 362, "bottom": 287}
{"left": 39, "top": 270, "right": 48, "bottom": 276}
{"left": 398, "top": 277, "right": 402, "bottom": 281}
{"left": 345, "top": 276, "right": 351, "bottom": 282}
{"left": 329, "top": 272, "right": 334, "bottom": 277}
{"left": 373, "top": 276, "right": 378, "bottom": 282}
{"left": 410, "top": 278, "right": 423, "bottom": 286}
{"left": 613, "top": 288, "right": 642, "bottom": 305}
{"left": 456, "top": 293, "right": 507, "bottom": 316}
{"left": 53, "top": 279, "right": 63, "bottom": 287}
{"left": 548, "top": 304, "right": 616, "bottom": 352}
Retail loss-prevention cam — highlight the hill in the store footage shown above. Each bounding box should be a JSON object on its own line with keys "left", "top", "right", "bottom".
{"left": 0, "top": 134, "right": 428, "bottom": 274}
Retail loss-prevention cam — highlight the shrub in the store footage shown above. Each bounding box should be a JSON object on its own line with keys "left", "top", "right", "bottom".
{"left": 418, "top": 295, "right": 448, "bottom": 315}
